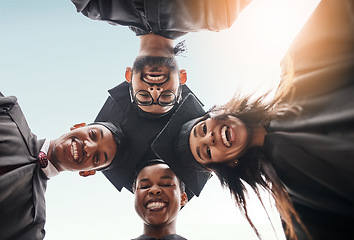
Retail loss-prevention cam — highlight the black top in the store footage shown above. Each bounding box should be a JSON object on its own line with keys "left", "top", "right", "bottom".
{"left": 265, "top": 0, "right": 354, "bottom": 239}
{"left": 95, "top": 82, "right": 205, "bottom": 197}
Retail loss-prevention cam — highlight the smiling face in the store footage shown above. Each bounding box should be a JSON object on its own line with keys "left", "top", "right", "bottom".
{"left": 189, "top": 116, "right": 249, "bottom": 165}
{"left": 49, "top": 124, "right": 117, "bottom": 172}
{"left": 127, "top": 56, "right": 186, "bottom": 114}
{"left": 134, "top": 163, "right": 187, "bottom": 229}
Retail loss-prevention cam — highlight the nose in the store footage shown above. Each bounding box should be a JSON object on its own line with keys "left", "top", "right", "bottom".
{"left": 148, "top": 185, "right": 162, "bottom": 195}
{"left": 83, "top": 140, "right": 97, "bottom": 157}
{"left": 147, "top": 85, "right": 163, "bottom": 101}
{"left": 205, "top": 132, "right": 215, "bottom": 146}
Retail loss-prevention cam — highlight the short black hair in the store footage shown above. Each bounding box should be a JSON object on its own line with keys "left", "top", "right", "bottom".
{"left": 132, "top": 159, "right": 185, "bottom": 193}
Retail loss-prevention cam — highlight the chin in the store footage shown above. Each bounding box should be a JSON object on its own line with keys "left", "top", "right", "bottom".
{"left": 146, "top": 219, "right": 169, "bottom": 227}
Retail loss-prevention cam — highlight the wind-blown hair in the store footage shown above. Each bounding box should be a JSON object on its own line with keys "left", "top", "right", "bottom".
{"left": 173, "top": 40, "right": 187, "bottom": 56}
{"left": 204, "top": 91, "right": 308, "bottom": 240}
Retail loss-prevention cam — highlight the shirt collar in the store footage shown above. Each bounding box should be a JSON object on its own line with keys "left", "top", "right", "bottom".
{"left": 41, "top": 139, "right": 59, "bottom": 178}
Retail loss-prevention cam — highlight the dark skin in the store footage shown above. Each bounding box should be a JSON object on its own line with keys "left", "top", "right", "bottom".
{"left": 47, "top": 123, "right": 117, "bottom": 176}
{"left": 125, "top": 33, "right": 187, "bottom": 114}
{"left": 133, "top": 163, "right": 188, "bottom": 238}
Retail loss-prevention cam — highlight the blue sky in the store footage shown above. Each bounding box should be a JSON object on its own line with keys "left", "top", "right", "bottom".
{"left": 0, "top": 0, "right": 319, "bottom": 239}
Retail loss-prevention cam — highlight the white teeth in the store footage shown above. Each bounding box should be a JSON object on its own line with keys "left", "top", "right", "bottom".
{"left": 221, "top": 126, "right": 231, "bottom": 147}
{"left": 71, "top": 141, "right": 79, "bottom": 160}
{"left": 147, "top": 201, "right": 166, "bottom": 209}
{"left": 146, "top": 75, "right": 164, "bottom": 81}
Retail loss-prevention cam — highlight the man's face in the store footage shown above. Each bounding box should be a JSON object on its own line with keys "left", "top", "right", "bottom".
{"left": 127, "top": 56, "right": 186, "bottom": 114}
{"left": 51, "top": 124, "right": 117, "bottom": 172}
{"left": 134, "top": 163, "right": 187, "bottom": 227}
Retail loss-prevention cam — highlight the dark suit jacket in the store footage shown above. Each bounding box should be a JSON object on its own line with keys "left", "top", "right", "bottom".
{"left": 0, "top": 92, "right": 47, "bottom": 240}
{"left": 265, "top": 1, "right": 354, "bottom": 239}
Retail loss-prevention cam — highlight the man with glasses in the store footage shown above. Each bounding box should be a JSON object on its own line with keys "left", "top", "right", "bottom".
{"left": 93, "top": 34, "right": 202, "bottom": 198}
{"left": 126, "top": 54, "right": 186, "bottom": 115}
{"left": 71, "top": 0, "right": 252, "bottom": 116}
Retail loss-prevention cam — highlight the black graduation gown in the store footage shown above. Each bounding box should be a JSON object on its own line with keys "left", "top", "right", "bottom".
{"left": 95, "top": 82, "right": 199, "bottom": 193}
{"left": 264, "top": 0, "right": 354, "bottom": 239}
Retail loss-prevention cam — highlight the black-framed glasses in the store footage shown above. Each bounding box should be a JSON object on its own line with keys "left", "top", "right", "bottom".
{"left": 133, "top": 90, "right": 177, "bottom": 106}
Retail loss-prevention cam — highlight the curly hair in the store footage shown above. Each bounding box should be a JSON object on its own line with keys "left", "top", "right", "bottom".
{"left": 203, "top": 91, "right": 309, "bottom": 240}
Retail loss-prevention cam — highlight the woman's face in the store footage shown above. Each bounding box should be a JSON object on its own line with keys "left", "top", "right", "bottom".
{"left": 189, "top": 116, "right": 249, "bottom": 165}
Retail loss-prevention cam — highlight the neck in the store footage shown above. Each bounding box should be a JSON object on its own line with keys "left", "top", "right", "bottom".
{"left": 47, "top": 140, "right": 62, "bottom": 172}
{"left": 143, "top": 221, "right": 176, "bottom": 239}
{"left": 249, "top": 126, "right": 267, "bottom": 148}
{"left": 139, "top": 33, "right": 174, "bottom": 57}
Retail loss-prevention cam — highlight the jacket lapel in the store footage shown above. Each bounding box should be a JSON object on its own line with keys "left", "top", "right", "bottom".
{"left": 5, "top": 97, "right": 43, "bottom": 160}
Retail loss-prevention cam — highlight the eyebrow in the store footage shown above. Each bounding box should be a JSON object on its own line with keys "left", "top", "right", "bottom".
{"left": 139, "top": 178, "right": 149, "bottom": 183}
{"left": 138, "top": 175, "right": 173, "bottom": 183}
{"left": 104, "top": 153, "right": 108, "bottom": 163}
{"left": 100, "top": 129, "right": 108, "bottom": 163}
{"left": 196, "top": 147, "right": 203, "bottom": 161}
{"left": 160, "top": 175, "right": 173, "bottom": 180}
{"left": 193, "top": 126, "right": 204, "bottom": 161}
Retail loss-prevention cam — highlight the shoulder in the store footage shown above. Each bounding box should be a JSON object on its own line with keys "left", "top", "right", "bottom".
{"left": 0, "top": 93, "right": 18, "bottom": 110}
{"left": 107, "top": 82, "right": 130, "bottom": 104}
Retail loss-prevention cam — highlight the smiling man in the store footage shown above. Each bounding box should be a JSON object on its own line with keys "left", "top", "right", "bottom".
{"left": 0, "top": 92, "right": 125, "bottom": 240}
{"left": 72, "top": 0, "right": 251, "bottom": 114}
{"left": 132, "top": 159, "right": 188, "bottom": 240}
{"left": 48, "top": 122, "right": 118, "bottom": 174}
{"left": 126, "top": 54, "right": 185, "bottom": 115}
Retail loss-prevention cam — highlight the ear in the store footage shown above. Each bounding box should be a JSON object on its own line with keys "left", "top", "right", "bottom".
{"left": 180, "top": 192, "right": 188, "bottom": 206}
{"left": 179, "top": 69, "right": 187, "bottom": 85}
{"left": 79, "top": 170, "right": 96, "bottom": 177}
{"left": 70, "top": 123, "right": 86, "bottom": 131}
{"left": 125, "top": 67, "right": 132, "bottom": 83}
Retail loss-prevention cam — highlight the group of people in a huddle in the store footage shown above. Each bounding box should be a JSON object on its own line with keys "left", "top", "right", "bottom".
{"left": 1, "top": 0, "right": 353, "bottom": 239}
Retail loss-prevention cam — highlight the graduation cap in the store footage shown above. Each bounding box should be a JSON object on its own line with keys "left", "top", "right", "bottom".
{"left": 152, "top": 94, "right": 212, "bottom": 198}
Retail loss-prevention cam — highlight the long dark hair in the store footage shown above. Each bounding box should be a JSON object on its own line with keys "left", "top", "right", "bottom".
{"left": 204, "top": 90, "right": 308, "bottom": 240}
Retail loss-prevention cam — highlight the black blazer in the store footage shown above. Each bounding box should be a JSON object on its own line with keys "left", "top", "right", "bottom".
{"left": 0, "top": 92, "right": 47, "bottom": 240}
